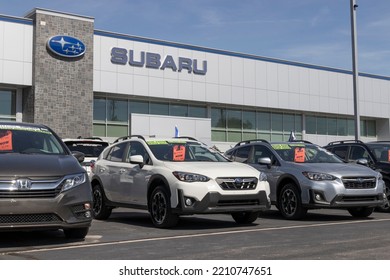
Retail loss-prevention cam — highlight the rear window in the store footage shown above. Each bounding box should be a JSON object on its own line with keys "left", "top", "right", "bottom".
{"left": 65, "top": 140, "right": 109, "bottom": 157}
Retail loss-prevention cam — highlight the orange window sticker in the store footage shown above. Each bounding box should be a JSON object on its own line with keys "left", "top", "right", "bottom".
{"left": 294, "top": 147, "right": 305, "bottom": 163}
{"left": 173, "top": 145, "right": 186, "bottom": 161}
{"left": 0, "top": 130, "right": 13, "bottom": 151}
{"left": 387, "top": 150, "right": 390, "bottom": 162}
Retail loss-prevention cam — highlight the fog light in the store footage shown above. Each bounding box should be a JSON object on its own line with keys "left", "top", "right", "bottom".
{"left": 185, "top": 198, "right": 193, "bottom": 206}
{"left": 85, "top": 211, "right": 92, "bottom": 218}
{"left": 84, "top": 203, "right": 91, "bottom": 210}
{"left": 315, "top": 194, "right": 322, "bottom": 201}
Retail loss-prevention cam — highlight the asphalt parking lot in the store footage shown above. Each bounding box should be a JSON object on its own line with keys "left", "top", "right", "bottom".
{"left": 1, "top": 207, "right": 390, "bottom": 260}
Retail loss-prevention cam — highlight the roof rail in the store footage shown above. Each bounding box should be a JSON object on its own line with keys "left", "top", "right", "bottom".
{"left": 234, "top": 139, "right": 270, "bottom": 147}
{"left": 326, "top": 139, "right": 364, "bottom": 146}
{"left": 113, "top": 135, "right": 146, "bottom": 143}
{"left": 289, "top": 139, "right": 313, "bottom": 144}
{"left": 174, "top": 136, "right": 198, "bottom": 141}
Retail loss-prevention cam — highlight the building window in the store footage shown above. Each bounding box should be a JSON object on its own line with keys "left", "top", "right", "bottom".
{"left": 93, "top": 96, "right": 207, "bottom": 137}
{"left": 305, "top": 115, "right": 376, "bottom": 137}
{"left": 0, "top": 90, "right": 16, "bottom": 121}
{"left": 211, "top": 107, "right": 302, "bottom": 142}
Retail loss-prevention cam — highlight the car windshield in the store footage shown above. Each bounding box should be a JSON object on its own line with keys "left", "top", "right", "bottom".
{"left": 0, "top": 125, "right": 66, "bottom": 155}
{"left": 148, "top": 140, "right": 228, "bottom": 162}
{"left": 65, "top": 140, "right": 108, "bottom": 157}
{"left": 367, "top": 143, "right": 390, "bottom": 163}
{"left": 271, "top": 143, "right": 343, "bottom": 163}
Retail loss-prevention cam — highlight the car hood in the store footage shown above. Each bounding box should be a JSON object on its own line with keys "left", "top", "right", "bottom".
{"left": 0, "top": 153, "right": 84, "bottom": 177}
{"left": 162, "top": 161, "right": 260, "bottom": 179}
{"left": 285, "top": 162, "right": 380, "bottom": 177}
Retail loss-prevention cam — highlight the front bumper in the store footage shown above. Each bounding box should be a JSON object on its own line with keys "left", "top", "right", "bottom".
{"left": 0, "top": 183, "right": 93, "bottom": 231}
{"left": 307, "top": 189, "right": 385, "bottom": 208}
{"left": 173, "top": 189, "right": 271, "bottom": 214}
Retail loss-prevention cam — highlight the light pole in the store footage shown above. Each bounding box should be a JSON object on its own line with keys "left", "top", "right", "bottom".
{"left": 350, "top": 0, "right": 360, "bottom": 140}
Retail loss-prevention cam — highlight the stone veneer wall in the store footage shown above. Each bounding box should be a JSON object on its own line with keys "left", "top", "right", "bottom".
{"left": 27, "top": 10, "right": 94, "bottom": 138}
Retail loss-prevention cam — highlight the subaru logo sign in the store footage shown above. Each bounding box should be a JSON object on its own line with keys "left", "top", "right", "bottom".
{"left": 47, "top": 35, "right": 86, "bottom": 58}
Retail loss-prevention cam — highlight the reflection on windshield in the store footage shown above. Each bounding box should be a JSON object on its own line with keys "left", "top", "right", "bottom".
{"left": 149, "top": 142, "right": 228, "bottom": 162}
{"left": 368, "top": 144, "right": 390, "bottom": 162}
{"left": 272, "top": 144, "right": 343, "bottom": 163}
{"left": 0, "top": 127, "right": 66, "bottom": 155}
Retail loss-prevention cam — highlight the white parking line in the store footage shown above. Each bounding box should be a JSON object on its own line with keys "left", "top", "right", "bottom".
{"left": 3, "top": 217, "right": 390, "bottom": 255}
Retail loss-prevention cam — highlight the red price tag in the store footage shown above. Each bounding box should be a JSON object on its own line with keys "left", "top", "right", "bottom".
{"left": 0, "top": 130, "right": 13, "bottom": 151}
{"left": 294, "top": 147, "right": 305, "bottom": 163}
{"left": 173, "top": 145, "right": 186, "bottom": 161}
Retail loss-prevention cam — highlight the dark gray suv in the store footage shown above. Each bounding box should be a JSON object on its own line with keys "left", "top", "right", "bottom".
{"left": 0, "top": 122, "right": 93, "bottom": 238}
{"left": 225, "top": 140, "right": 386, "bottom": 220}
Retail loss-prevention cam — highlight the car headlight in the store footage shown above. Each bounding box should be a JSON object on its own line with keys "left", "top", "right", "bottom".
{"left": 259, "top": 172, "right": 267, "bottom": 181}
{"left": 302, "top": 172, "right": 336, "bottom": 181}
{"left": 173, "top": 171, "right": 210, "bottom": 182}
{"left": 61, "top": 173, "right": 86, "bottom": 192}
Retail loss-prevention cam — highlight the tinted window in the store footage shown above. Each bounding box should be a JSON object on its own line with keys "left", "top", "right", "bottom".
{"left": 0, "top": 125, "right": 65, "bottom": 155}
{"left": 349, "top": 146, "right": 371, "bottom": 161}
{"left": 65, "top": 141, "right": 108, "bottom": 157}
{"left": 106, "top": 142, "right": 127, "bottom": 162}
{"left": 148, "top": 141, "right": 228, "bottom": 162}
{"left": 127, "top": 141, "right": 151, "bottom": 164}
{"left": 330, "top": 146, "right": 348, "bottom": 160}
{"left": 234, "top": 146, "right": 251, "bottom": 163}
{"left": 252, "top": 145, "right": 275, "bottom": 164}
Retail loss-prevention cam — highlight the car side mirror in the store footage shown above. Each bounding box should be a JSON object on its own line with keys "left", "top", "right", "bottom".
{"left": 356, "top": 158, "right": 368, "bottom": 166}
{"left": 258, "top": 157, "right": 272, "bottom": 166}
{"left": 130, "top": 155, "right": 144, "bottom": 168}
{"left": 72, "top": 151, "right": 85, "bottom": 163}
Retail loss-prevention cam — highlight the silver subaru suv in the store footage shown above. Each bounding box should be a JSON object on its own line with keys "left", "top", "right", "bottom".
{"left": 225, "top": 140, "right": 386, "bottom": 219}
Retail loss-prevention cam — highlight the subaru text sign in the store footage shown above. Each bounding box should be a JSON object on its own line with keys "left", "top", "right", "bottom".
{"left": 111, "top": 47, "right": 207, "bottom": 75}
{"left": 47, "top": 35, "right": 86, "bottom": 58}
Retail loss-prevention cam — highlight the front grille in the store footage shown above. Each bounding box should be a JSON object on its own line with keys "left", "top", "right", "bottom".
{"left": 0, "top": 177, "right": 63, "bottom": 199}
{"left": 0, "top": 213, "right": 62, "bottom": 224}
{"left": 216, "top": 177, "right": 258, "bottom": 190}
{"left": 340, "top": 195, "right": 379, "bottom": 202}
{"left": 216, "top": 199, "right": 260, "bottom": 207}
{"left": 342, "top": 177, "right": 376, "bottom": 189}
{"left": 0, "top": 186, "right": 62, "bottom": 199}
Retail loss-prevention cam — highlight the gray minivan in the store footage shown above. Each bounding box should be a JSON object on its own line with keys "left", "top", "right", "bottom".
{"left": 0, "top": 122, "right": 93, "bottom": 238}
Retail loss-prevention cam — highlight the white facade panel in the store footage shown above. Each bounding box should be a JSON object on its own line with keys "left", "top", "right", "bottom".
{"left": 288, "top": 65, "right": 300, "bottom": 94}
{"left": 243, "top": 87, "right": 256, "bottom": 107}
{"left": 0, "top": 21, "right": 32, "bottom": 86}
{"left": 164, "top": 79, "right": 179, "bottom": 99}
{"left": 298, "top": 67, "right": 310, "bottom": 94}
{"left": 243, "top": 59, "right": 256, "bottom": 88}
{"left": 231, "top": 57, "right": 244, "bottom": 87}
{"left": 130, "top": 113, "right": 211, "bottom": 144}
{"left": 178, "top": 80, "right": 192, "bottom": 100}
{"left": 219, "top": 85, "right": 232, "bottom": 104}
{"left": 277, "top": 64, "right": 289, "bottom": 93}
{"left": 192, "top": 81, "right": 206, "bottom": 102}
{"left": 255, "top": 60, "right": 267, "bottom": 90}
{"left": 117, "top": 72, "right": 133, "bottom": 95}
{"left": 266, "top": 62, "right": 278, "bottom": 91}
{"left": 218, "top": 56, "right": 231, "bottom": 86}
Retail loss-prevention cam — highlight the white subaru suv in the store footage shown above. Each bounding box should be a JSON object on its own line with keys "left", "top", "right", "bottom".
{"left": 90, "top": 136, "right": 271, "bottom": 228}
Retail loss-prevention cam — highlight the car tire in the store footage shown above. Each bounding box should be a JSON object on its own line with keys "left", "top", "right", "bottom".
{"left": 92, "top": 183, "right": 112, "bottom": 220}
{"left": 377, "top": 182, "right": 390, "bottom": 212}
{"left": 149, "top": 186, "right": 179, "bottom": 228}
{"left": 63, "top": 227, "right": 89, "bottom": 239}
{"left": 278, "top": 183, "right": 307, "bottom": 219}
{"left": 231, "top": 211, "right": 260, "bottom": 224}
{"left": 348, "top": 207, "right": 374, "bottom": 218}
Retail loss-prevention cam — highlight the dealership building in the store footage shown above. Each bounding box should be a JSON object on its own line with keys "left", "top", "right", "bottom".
{"left": 1, "top": 8, "right": 390, "bottom": 150}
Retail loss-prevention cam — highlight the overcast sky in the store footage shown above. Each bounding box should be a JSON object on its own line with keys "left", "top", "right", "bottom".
{"left": 2, "top": 0, "right": 390, "bottom": 76}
